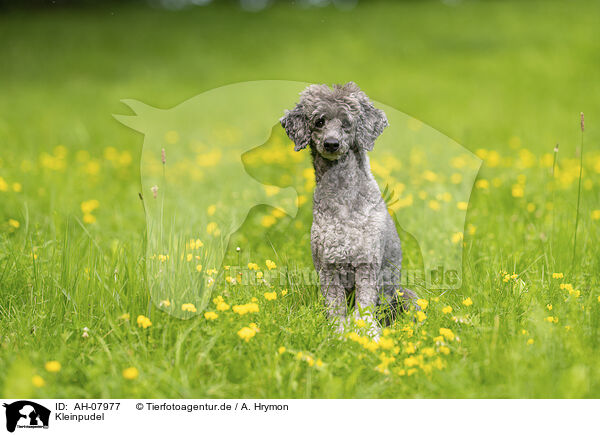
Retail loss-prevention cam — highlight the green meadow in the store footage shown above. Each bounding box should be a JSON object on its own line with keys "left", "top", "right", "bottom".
{"left": 1, "top": 0, "right": 600, "bottom": 398}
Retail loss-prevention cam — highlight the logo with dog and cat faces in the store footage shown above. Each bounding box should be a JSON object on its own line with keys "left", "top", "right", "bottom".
{"left": 3, "top": 401, "right": 50, "bottom": 432}
{"left": 115, "top": 80, "right": 480, "bottom": 317}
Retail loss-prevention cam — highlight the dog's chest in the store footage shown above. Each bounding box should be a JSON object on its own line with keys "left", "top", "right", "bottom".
{"left": 311, "top": 191, "right": 386, "bottom": 265}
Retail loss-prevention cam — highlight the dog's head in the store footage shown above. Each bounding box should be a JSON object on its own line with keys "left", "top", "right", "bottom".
{"left": 280, "top": 82, "right": 388, "bottom": 160}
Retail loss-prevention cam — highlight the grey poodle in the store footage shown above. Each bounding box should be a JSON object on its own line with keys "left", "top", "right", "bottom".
{"left": 281, "top": 82, "right": 416, "bottom": 335}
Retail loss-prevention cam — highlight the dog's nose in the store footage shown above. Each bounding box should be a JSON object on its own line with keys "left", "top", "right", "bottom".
{"left": 324, "top": 138, "right": 339, "bottom": 152}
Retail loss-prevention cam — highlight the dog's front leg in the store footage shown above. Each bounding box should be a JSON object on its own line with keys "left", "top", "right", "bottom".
{"left": 355, "top": 263, "right": 380, "bottom": 338}
{"left": 319, "top": 264, "right": 348, "bottom": 334}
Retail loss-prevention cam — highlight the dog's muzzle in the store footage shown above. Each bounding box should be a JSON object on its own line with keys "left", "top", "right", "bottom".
{"left": 324, "top": 138, "right": 340, "bottom": 153}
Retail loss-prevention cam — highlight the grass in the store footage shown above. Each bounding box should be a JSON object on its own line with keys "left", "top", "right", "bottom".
{"left": 1, "top": 0, "right": 600, "bottom": 398}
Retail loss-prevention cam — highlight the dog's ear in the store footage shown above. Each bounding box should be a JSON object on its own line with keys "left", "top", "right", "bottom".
{"left": 356, "top": 92, "right": 388, "bottom": 151}
{"left": 280, "top": 105, "right": 310, "bottom": 151}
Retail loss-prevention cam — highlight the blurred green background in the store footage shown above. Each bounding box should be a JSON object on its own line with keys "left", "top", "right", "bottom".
{"left": 2, "top": 0, "right": 600, "bottom": 398}
{"left": 2, "top": 0, "right": 598, "bottom": 237}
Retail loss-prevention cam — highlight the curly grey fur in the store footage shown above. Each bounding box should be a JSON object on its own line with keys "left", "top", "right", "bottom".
{"left": 281, "top": 82, "right": 416, "bottom": 333}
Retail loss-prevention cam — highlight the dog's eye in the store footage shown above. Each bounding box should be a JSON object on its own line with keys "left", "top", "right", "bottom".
{"left": 315, "top": 117, "right": 325, "bottom": 128}
{"left": 342, "top": 119, "right": 351, "bottom": 129}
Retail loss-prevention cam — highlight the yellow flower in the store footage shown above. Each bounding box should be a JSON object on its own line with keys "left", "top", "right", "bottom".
{"left": 416, "top": 311, "right": 427, "bottom": 322}
{"left": 204, "top": 311, "right": 218, "bottom": 320}
{"left": 546, "top": 304, "right": 552, "bottom": 311}
{"left": 378, "top": 337, "right": 394, "bottom": 350}
{"left": 404, "top": 356, "right": 420, "bottom": 367}
{"left": 247, "top": 262, "right": 259, "bottom": 270}
{"left": 450, "top": 173, "right": 463, "bottom": 184}
{"left": 521, "top": 329, "right": 528, "bottom": 335}
{"left": 278, "top": 346, "right": 286, "bottom": 354}
{"left": 233, "top": 303, "right": 259, "bottom": 315}
{"left": 438, "top": 346, "right": 450, "bottom": 355}
{"left": 272, "top": 208, "right": 286, "bottom": 218}
{"left": 261, "top": 215, "right": 276, "bottom": 227}
{"left": 527, "top": 338, "right": 534, "bottom": 345}
{"left": 266, "top": 260, "right": 277, "bottom": 270}
{"left": 80, "top": 199, "right": 100, "bottom": 214}
{"left": 83, "top": 213, "right": 96, "bottom": 224}
{"left": 264, "top": 185, "right": 281, "bottom": 196}
{"left": 457, "top": 201, "right": 468, "bottom": 211}
{"left": 347, "top": 332, "right": 360, "bottom": 342}
{"left": 442, "top": 305, "right": 453, "bottom": 314}
{"left": 451, "top": 232, "right": 463, "bottom": 244}
{"left": 416, "top": 299, "right": 429, "bottom": 310}
{"left": 206, "top": 222, "right": 220, "bottom": 236}
{"left": 363, "top": 340, "right": 379, "bottom": 352}
{"left": 552, "top": 273, "right": 564, "bottom": 279}
{"left": 122, "top": 367, "right": 139, "bottom": 380}
{"left": 297, "top": 195, "right": 308, "bottom": 206}
{"left": 196, "top": 264, "right": 203, "bottom": 272}
{"left": 428, "top": 200, "right": 440, "bottom": 211}
{"left": 32, "top": 375, "right": 45, "bottom": 387}
{"left": 591, "top": 210, "right": 600, "bottom": 220}
{"left": 159, "top": 300, "right": 171, "bottom": 307}
{"left": 181, "top": 303, "right": 197, "bottom": 313}
{"left": 264, "top": 291, "right": 277, "bottom": 301}
{"left": 207, "top": 204, "right": 216, "bottom": 216}
{"left": 597, "top": 295, "right": 600, "bottom": 303}
{"left": 422, "top": 347, "right": 436, "bottom": 357}
{"left": 8, "top": 219, "right": 20, "bottom": 229}
{"left": 475, "top": 179, "right": 489, "bottom": 189}
{"left": 316, "top": 359, "right": 323, "bottom": 368}
{"left": 45, "top": 361, "right": 61, "bottom": 373}
{"left": 355, "top": 318, "right": 367, "bottom": 328}
{"left": 544, "top": 316, "right": 559, "bottom": 323}
{"left": 216, "top": 301, "right": 230, "bottom": 311}
{"left": 511, "top": 184, "right": 524, "bottom": 198}
{"left": 136, "top": 315, "right": 152, "bottom": 329}
{"left": 281, "top": 289, "right": 288, "bottom": 296}
{"left": 237, "top": 326, "right": 257, "bottom": 342}
{"left": 432, "top": 357, "right": 445, "bottom": 370}
{"left": 462, "top": 297, "right": 473, "bottom": 306}
{"left": 439, "top": 328, "right": 455, "bottom": 341}
{"left": 256, "top": 271, "right": 264, "bottom": 279}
